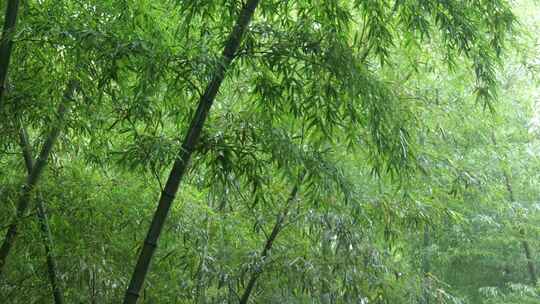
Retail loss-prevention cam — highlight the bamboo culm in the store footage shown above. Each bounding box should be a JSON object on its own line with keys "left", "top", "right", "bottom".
{"left": 239, "top": 183, "right": 300, "bottom": 304}
{"left": 492, "top": 134, "right": 538, "bottom": 286}
{"left": 0, "top": 81, "right": 76, "bottom": 276}
{"left": 0, "top": 0, "right": 21, "bottom": 109}
{"left": 505, "top": 171, "right": 538, "bottom": 286}
{"left": 122, "top": 1, "right": 261, "bottom": 303}
{"left": 422, "top": 225, "right": 431, "bottom": 304}
{"left": 18, "top": 127, "right": 65, "bottom": 304}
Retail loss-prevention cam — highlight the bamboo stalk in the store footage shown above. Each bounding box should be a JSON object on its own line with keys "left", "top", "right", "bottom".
{"left": 0, "top": 0, "right": 21, "bottom": 109}
{"left": 422, "top": 225, "right": 431, "bottom": 304}
{"left": 18, "top": 127, "right": 64, "bottom": 304}
{"left": 491, "top": 134, "right": 538, "bottom": 286}
{"left": 0, "top": 80, "right": 76, "bottom": 276}
{"left": 504, "top": 171, "right": 538, "bottom": 286}
{"left": 122, "top": 1, "right": 260, "bottom": 303}
{"left": 239, "top": 184, "right": 300, "bottom": 304}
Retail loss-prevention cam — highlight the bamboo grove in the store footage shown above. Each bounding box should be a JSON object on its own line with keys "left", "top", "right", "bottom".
{"left": 1, "top": 0, "right": 540, "bottom": 303}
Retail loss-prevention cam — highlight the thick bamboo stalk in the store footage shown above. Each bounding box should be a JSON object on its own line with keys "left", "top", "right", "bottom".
{"left": 18, "top": 127, "right": 64, "bottom": 304}
{"left": 0, "top": 0, "right": 21, "bottom": 109}
{"left": 122, "top": 1, "right": 260, "bottom": 303}
{"left": 0, "top": 81, "right": 76, "bottom": 275}
{"left": 239, "top": 184, "right": 300, "bottom": 304}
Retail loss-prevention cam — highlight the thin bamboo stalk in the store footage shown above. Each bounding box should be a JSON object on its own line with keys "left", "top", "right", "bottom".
{"left": 239, "top": 183, "right": 300, "bottom": 304}
{"left": 0, "top": 80, "right": 76, "bottom": 275}
{"left": 18, "top": 127, "right": 64, "bottom": 304}
{"left": 492, "top": 134, "right": 538, "bottom": 286}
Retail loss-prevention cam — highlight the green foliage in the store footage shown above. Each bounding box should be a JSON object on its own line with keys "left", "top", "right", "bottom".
{"left": 1, "top": 0, "right": 539, "bottom": 303}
